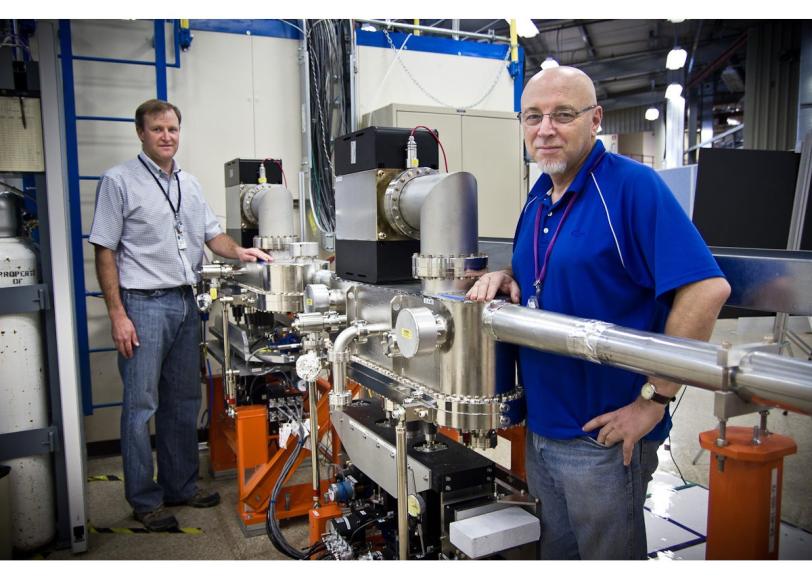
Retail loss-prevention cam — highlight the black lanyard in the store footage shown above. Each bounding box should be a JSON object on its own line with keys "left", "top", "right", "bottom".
{"left": 138, "top": 155, "right": 182, "bottom": 226}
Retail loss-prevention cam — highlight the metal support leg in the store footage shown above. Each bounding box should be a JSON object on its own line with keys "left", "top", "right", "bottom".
{"left": 396, "top": 416, "right": 408, "bottom": 560}
{"left": 308, "top": 379, "right": 320, "bottom": 507}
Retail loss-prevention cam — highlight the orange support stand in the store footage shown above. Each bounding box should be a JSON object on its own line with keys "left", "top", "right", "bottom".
{"left": 309, "top": 504, "right": 343, "bottom": 545}
{"left": 699, "top": 426, "right": 797, "bottom": 559}
{"left": 208, "top": 375, "right": 355, "bottom": 535}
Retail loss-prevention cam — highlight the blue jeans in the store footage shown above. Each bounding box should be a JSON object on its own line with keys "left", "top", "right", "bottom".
{"left": 119, "top": 287, "right": 201, "bottom": 513}
{"left": 525, "top": 431, "right": 660, "bottom": 560}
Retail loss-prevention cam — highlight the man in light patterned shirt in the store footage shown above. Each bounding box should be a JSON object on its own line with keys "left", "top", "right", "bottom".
{"left": 89, "top": 99, "right": 271, "bottom": 532}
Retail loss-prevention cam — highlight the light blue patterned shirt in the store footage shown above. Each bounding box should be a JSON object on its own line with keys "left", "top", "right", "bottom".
{"left": 89, "top": 152, "right": 222, "bottom": 289}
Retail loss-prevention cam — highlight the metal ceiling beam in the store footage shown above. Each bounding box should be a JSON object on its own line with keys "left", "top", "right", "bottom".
{"left": 578, "top": 24, "right": 596, "bottom": 59}
{"left": 686, "top": 31, "right": 749, "bottom": 90}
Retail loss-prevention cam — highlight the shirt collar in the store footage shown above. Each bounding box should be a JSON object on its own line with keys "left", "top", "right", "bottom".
{"left": 528, "top": 139, "right": 606, "bottom": 202}
{"left": 138, "top": 152, "right": 181, "bottom": 176}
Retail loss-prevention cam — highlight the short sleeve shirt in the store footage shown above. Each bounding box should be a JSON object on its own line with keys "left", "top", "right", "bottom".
{"left": 511, "top": 140, "right": 724, "bottom": 441}
{"left": 88, "top": 153, "right": 222, "bottom": 289}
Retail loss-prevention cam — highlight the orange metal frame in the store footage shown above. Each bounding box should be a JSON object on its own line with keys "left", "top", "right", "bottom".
{"left": 207, "top": 375, "right": 353, "bottom": 530}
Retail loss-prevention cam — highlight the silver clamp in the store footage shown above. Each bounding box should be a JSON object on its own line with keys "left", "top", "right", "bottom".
{"left": 253, "top": 234, "right": 298, "bottom": 251}
{"left": 412, "top": 253, "right": 488, "bottom": 279}
{"left": 384, "top": 167, "right": 438, "bottom": 238}
{"left": 290, "top": 241, "right": 320, "bottom": 258}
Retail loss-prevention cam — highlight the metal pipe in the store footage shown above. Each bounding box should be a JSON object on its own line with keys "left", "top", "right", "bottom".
{"left": 395, "top": 416, "right": 409, "bottom": 560}
{"left": 298, "top": 19, "right": 312, "bottom": 242}
{"left": 357, "top": 19, "right": 510, "bottom": 43}
{"left": 482, "top": 302, "right": 812, "bottom": 414}
{"left": 220, "top": 299, "right": 236, "bottom": 416}
{"left": 307, "top": 379, "right": 320, "bottom": 507}
{"left": 331, "top": 322, "right": 390, "bottom": 408}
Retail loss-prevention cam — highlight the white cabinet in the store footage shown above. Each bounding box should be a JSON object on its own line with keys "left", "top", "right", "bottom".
{"left": 362, "top": 103, "right": 525, "bottom": 239}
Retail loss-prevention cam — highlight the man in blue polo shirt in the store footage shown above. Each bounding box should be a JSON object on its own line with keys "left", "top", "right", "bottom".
{"left": 467, "top": 67, "right": 730, "bottom": 559}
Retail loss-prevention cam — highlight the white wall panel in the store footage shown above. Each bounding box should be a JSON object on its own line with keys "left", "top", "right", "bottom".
{"left": 168, "top": 30, "right": 256, "bottom": 224}
{"left": 252, "top": 37, "right": 302, "bottom": 201}
{"left": 357, "top": 45, "right": 514, "bottom": 117}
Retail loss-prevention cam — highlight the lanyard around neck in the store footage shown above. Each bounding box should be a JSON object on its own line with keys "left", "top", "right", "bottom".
{"left": 531, "top": 151, "right": 607, "bottom": 294}
{"left": 138, "top": 155, "right": 181, "bottom": 217}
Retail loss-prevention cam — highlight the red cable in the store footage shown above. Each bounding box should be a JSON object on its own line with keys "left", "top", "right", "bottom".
{"left": 410, "top": 125, "right": 449, "bottom": 172}
{"left": 263, "top": 158, "right": 287, "bottom": 188}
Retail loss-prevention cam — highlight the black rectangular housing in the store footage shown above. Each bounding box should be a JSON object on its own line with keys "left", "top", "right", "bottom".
{"left": 224, "top": 158, "right": 284, "bottom": 187}
{"left": 334, "top": 126, "right": 439, "bottom": 176}
{"left": 335, "top": 239, "right": 420, "bottom": 284}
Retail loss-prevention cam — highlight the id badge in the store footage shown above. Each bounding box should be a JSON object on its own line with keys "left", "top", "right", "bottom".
{"left": 527, "top": 295, "right": 538, "bottom": 309}
{"left": 176, "top": 232, "right": 187, "bottom": 250}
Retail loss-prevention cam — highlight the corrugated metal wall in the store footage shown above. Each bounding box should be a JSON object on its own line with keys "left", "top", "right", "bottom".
{"left": 601, "top": 103, "right": 662, "bottom": 135}
{"left": 744, "top": 22, "right": 801, "bottom": 150}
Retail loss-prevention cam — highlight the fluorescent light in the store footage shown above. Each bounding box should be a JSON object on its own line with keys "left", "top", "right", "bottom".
{"left": 665, "top": 83, "right": 683, "bottom": 100}
{"left": 666, "top": 47, "right": 688, "bottom": 70}
{"left": 541, "top": 56, "right": 559, "bottom": 70}
{"left": 727, "top": 117, "right": 741, "bottom": 126}
{"left": 645, "top": 107, "right": 660, "bottom": 121}
{"left": 508, "top": 18, "right": 539, "bottom": 38}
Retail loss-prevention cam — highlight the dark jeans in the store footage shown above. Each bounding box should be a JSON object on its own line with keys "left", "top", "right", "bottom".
{"left": 119, "top": 287, "right": 201, "bottom": 513}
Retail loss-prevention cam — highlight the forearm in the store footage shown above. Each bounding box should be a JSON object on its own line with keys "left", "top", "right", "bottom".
{"left": 205, "top": 233, "right": 241, "bottom": 260}
{"left": 650, "top": 276, "right": 732, "bottom": 396}
{"left": 94, "top": 245, "right": 125, "bottom": 320}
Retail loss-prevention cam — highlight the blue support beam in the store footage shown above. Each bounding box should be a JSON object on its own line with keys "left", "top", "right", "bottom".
{"left": 58, "top": 20, "right": 94, "bottom": 417}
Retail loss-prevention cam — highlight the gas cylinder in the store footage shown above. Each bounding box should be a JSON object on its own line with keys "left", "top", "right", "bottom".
{"left": 0, "top": 192, "right": 55, "bottom": 551}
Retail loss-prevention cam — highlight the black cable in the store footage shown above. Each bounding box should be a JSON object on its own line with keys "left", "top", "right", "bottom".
{"left": 666, "top": 386, "right": 689, "bottom": 486}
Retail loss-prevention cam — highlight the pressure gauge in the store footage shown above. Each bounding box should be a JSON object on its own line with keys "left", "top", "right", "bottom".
{"left": 296, "top": 351, "right": 321, "bottom": 381}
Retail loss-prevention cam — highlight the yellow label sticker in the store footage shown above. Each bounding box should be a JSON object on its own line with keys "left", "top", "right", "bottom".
{"left": 306, "top": 298, "right": 313, "bottom": 305}
{"left": 210, "top": 288, "right": 218, "bottom": 300}
{"left": 401, "top": 328, "right": 413, "bottom": 339}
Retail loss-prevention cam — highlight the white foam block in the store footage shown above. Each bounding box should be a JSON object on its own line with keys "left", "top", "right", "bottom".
{"left": 449, "top": 506, "right": 540, "bottom": 559}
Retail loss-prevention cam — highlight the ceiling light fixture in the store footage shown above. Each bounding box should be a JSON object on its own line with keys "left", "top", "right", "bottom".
{"left": 665, "top": 83, "right": 683, "bottom": 100}
{"left": 666, "top": 47, "right": 688, "bottom": 70}
{"left": 541, "top": 56, "right": 559, "bottom": 70}
{"left": 508, "top": 18, "right": 539, "bottom": 38}
{"left": 645, "top": 107, "right": 660, "bottom": 121}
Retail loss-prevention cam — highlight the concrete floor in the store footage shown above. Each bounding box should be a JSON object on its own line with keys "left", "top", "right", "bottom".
{"left": 43, "top": 451, "right": 310, "bottom": 560}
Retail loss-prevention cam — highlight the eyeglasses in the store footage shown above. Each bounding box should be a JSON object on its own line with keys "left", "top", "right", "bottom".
{"left": 518, "top": 104, "right": 598, "bottom": 127}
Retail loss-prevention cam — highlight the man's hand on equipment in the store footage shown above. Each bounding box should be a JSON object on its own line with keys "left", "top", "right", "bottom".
{"left": 465, "top": 269, "right": 521, "bottom": 303}
{"left": 237, "top": 247, "right": 272, "bottom": 263}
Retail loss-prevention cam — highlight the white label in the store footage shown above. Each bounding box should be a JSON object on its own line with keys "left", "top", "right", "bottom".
{"left": 350, "top": 140, "right": 357, "bottom": 165}
{"left": 423, "top": 297, "right": 434, "bottom": 305}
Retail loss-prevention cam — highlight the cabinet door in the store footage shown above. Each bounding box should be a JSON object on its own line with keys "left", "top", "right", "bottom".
{"left": 395, "top": 111, "right": 462, "bottom": 172}
{"left": 461, "top": 115, "right": 523, "bottom": 238}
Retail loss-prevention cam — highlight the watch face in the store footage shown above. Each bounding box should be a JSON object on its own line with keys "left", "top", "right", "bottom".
{"left": 641, "top": 383, "right": 655, "bottom": 399}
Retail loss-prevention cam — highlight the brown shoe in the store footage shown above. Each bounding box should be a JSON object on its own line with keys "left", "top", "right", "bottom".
{"left": 165, "top": 489, "right": 220, "bottom": 508}
{"left": 133, "top": 506, "right": 178, "bottom": 532}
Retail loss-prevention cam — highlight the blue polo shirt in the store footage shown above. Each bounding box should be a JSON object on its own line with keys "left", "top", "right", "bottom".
{"left": 512, "top": 140, "right": 723, "bottom": 441}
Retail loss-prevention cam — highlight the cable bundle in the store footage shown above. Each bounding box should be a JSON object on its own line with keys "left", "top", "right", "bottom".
{"left": 306, "top": 19, "right": 352, "bottom": 234}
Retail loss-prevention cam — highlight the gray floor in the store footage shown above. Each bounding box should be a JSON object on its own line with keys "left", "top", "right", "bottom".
{"left": 36, "top": 318, "right": 812, "bottom": 560}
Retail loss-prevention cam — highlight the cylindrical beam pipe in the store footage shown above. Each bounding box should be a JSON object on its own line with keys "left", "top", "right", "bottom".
{"left": 482, "top": 302, "right": 812, "bottom": 414}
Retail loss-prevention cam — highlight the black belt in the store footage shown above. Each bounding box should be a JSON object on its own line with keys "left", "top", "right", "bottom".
{"left": 124, "top": 286, "right": 190, "bottom": 295}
